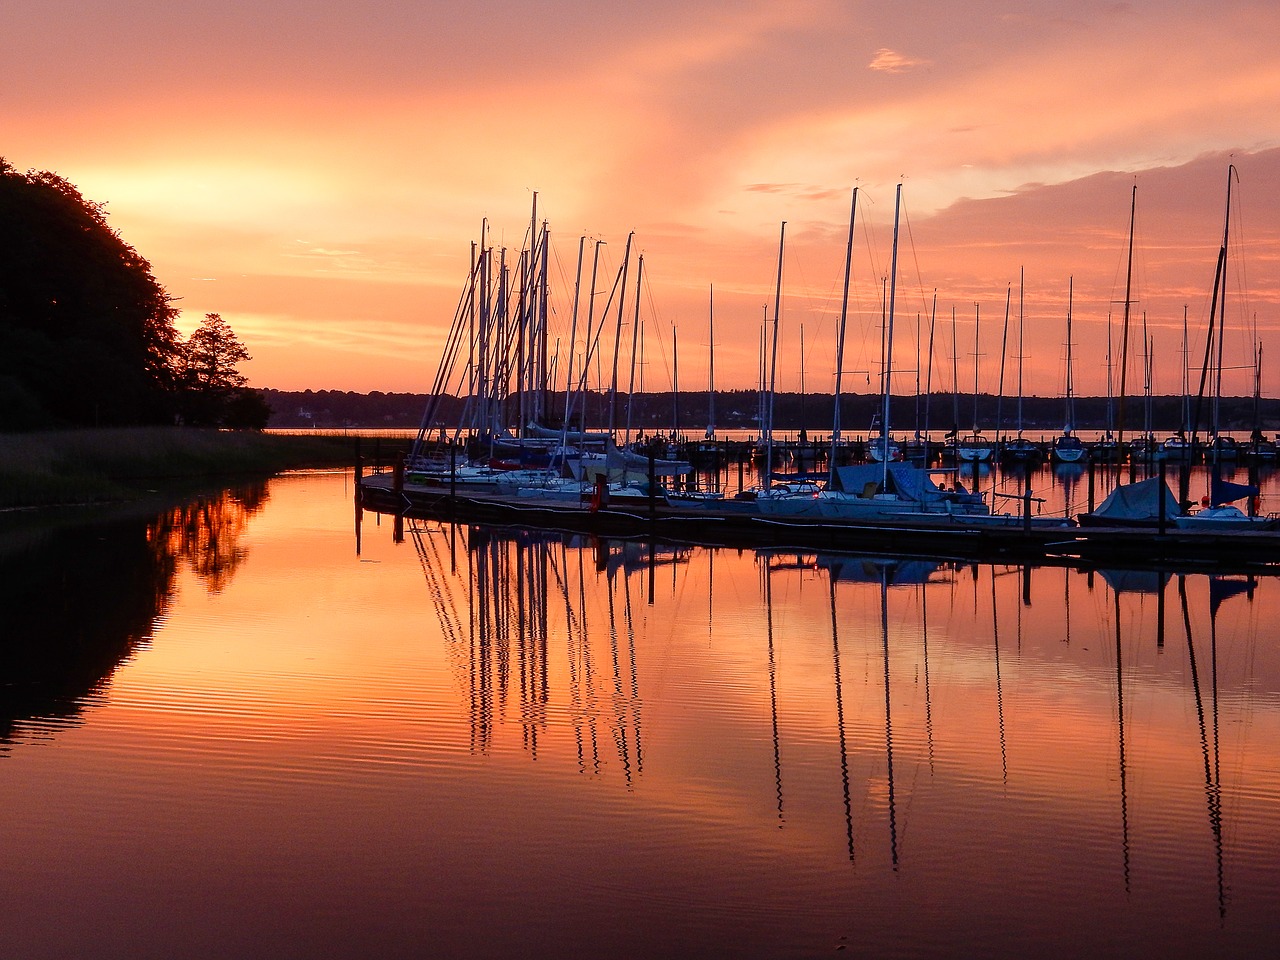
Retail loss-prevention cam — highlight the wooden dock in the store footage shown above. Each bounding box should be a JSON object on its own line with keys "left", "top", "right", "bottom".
{"left": 357, "top": 472, "right": 1280, "bottom": 574}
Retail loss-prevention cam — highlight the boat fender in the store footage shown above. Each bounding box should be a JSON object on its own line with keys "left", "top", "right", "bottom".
{"left": 590, "top": 476, "right": 608, "bottom": 512}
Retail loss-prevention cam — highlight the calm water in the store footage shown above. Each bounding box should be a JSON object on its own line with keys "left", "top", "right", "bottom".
{"left": 2, "top": 469, "right": 1279, "bottom": 959}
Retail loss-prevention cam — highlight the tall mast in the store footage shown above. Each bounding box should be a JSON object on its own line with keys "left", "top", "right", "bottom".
{"left": 951, "top": 306, "right": 960, "bottom": 436}
{"left": 830, "top": 187, "right": 858, "bottom": 482}
{"left": 1017, "top": 268, "right": 1025, "bottom": 437}
{"left": 799, "top": 324, "right": 806, "bottom": 430}
{"left": 1065, "top": 277, "right": 1075, "bottom": 432}
{"left": 881, "top": 183, "right": 902, "bottom": 490}
{"left": 539, "top": 222, "right": 550, "bottom": 426}
{"left": 707, "top": 284, "right": 716, "bottom": 437}
{"left": 1214, "top": 169, "right": 1237, "bottom": 441}
{"left": 607, "top": 232, "right": 635, "bottom": 438}
{"left": 558, "top": 237, "right": 587, "bottom": 457}
{"left": 1117, "top": 183, "right": 1137, "bottom": 451}
{"left": 972, "top": 302, "right": 981, "bottom": 432}
{"left": 996, "top": 283, "right": 1011, "bottom": 441}
{"left": 672, "top": 319, "right": 679, "bottom": 437}
{"left": 1191, "top": 164, "right": 1238, "bottom": 461}
{"left": 923, "top": 291, "right": 937, "bottom": 448}
{"left": 625, "top": 253, "right": 644, "bottom": 443}
{"left": 1181, "top": 304, "right": 1190, "bottom": 435}
{"left": 765, "top": 222, "right": 786, "bottom": 480}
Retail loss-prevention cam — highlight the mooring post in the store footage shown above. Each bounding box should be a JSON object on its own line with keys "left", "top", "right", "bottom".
{"left": 1087, "top": 459, "right": 1096, "bottom": 514}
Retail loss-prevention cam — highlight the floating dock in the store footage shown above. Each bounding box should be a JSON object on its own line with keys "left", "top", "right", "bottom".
{"left": 357, "top": 472, "right": 1280, "bottom": 573}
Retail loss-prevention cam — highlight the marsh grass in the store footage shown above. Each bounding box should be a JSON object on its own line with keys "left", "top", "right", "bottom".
{"left": 0, "top": 428, "right": 357, "bottom": 509}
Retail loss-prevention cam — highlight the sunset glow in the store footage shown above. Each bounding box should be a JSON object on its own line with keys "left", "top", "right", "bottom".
{"left": 7, "top": 1, "right": 1280, "bottom": 399}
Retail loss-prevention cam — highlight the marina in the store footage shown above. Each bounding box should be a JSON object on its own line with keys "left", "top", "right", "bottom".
{"left": 4, "top": 469, "right": 1278, "bottom": 959}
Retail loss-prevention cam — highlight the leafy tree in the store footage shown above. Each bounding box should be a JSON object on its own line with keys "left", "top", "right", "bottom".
{"left": 185, "top": 313, "right": 249, "bottom": 392}
{"left": 180, "top": 312, "right": 268, "bottom": 428}
{"left": 0, "top": 158, "right": 183, "bottom": 428}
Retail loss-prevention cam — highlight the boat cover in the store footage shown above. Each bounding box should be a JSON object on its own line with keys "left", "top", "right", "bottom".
{"left": 1090, "top": 477, "right": 1181, "bottom": 521}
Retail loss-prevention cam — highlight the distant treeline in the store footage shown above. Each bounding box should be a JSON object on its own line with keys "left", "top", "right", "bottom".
{"left": 263, "top": 388, "right": 1280, "bottom": 435}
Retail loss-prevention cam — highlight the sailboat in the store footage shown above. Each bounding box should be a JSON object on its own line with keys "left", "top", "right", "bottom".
{"left": 1243, "top": 340, "right": 1277, "bottom": 465}
{"left": 1177, "top": 165, "right": 1276, "bottom": 530}
{"left": 1161, "top": 305, "right": 1194, "bottom": 462}
{"left": 815, "top": 185, "right": 990, "bottom": 521}
{"left": 955, "top": 302, "right": 994, "bottom": 463}
{"left": 1051, "top": 277, "right": 1087, "bottom": 463}
{"left": 1001, "top": 270, "right": 1043, "bottom": 467}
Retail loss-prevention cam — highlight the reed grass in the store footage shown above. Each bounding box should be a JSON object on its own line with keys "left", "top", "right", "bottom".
{"left": 0, "top": 428, "right": 358, "bottom": 509}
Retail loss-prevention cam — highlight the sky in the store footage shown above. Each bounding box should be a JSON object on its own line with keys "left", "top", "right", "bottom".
{"left": 5, "top": 0, "right": 1280, "bottom": 402}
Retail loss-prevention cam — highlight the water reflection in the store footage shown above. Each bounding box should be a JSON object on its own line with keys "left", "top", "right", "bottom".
{"left": 4, "top": 472, "right": 1278, "bottom": 958}
{"left": 403, "top": 517, "right": 1278, "bottom": 935}
{"left": 0, "top": 484, "right": 269, "bottom": 747}
{"left": 412, "top": 525, "right": 672, "bottom": 780}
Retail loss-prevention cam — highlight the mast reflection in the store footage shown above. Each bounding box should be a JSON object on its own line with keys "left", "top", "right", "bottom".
{"left": 404, "top": 519, "right": 1275, "bottom": 909}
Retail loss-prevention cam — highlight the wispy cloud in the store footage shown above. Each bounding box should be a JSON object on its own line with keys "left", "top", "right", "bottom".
{"left": 868, "top": 48, "right": 927, "bottom": 73}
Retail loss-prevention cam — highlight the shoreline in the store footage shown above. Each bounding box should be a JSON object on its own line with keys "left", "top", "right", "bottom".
{"left": 0, "top": 427, "right": 359, "bottom": 510}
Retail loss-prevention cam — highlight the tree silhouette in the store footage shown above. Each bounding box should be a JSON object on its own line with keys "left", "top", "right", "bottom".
{"left": 180, "top": 312, "right": 269, "bottom": 427}
{"left": 0, "top": 158, "right": 182, "bottom": 428}
{"left": 186, "top": 312, "right": 249, "bottom": 388}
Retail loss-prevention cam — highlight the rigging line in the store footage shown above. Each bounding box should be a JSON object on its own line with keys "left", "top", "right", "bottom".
{"left": 900, "top": 191, "right": 933, "bottom": 324}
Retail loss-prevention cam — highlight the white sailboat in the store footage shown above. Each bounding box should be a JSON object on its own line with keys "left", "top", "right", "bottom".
{"left": 955, "top": 302, "right": 993, "bottom": 463}
{"left": 1051, "top": 277, "right": 1087, "bottom": 464}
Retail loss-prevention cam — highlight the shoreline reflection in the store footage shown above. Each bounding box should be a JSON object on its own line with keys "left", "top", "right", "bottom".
{"left": 0, "top": 483, "right": 269, "bottom": 748}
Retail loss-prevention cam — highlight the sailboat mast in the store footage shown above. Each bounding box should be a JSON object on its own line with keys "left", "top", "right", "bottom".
{"left": 951, "top": 306, "right": 960, "bottom": 435}
{"left": 1143, "top": 313, "right": 1153, "bottom": 438}
{"left": 1191, "top": 164, "right": 1238, "bottom": 464}
{"left": 1017, "top": 268, "right": 1025, "bottom": 437}
{"left": 707, "top": 285, "right": 716, "bottom": 437}
{"left": 607, "top": 232, "right": 635, "bottom": 438}
{"left": 830, "top": 187, "right": 858, "bottom": 483}
{"left": 1117, "top": 183, "right": 1137, "bottom": 451}
{"left": 799, "top": 324, "right": 805, "bottom": 430}
{"left": 625, "top": 253, "right": 644, "bottom": 443}
{"left": 672, "top": 320, "right": 679, "bottom": 437}
{"left": 972, "top": 303, "right": 981, "bottom": 432}
{"left": 765, "top": 222, "right": 786, "bottom": 479}
{"left": 1065, "top": 277, "right": 1075, "bottom": 431}
{"left": 1254, "top": 340, "right": 1263, "bottom": 436}
{"left": 1214, "top": 170, "right": 1237, "bottom": 442}
{"left": 924, "top": 291, "right": 937, "bottom": 452}
{"left": 539, "top": 222, "right": 551, "bottom": 426}
{"left": 1182, "top": 304, "right": 1190, "bottom": 435}
{"left": 881, "top": 183, "right": 902, "bottom": 489}
{"left": 996, "top": 284, "right": 1011, "bottom": 442}
{"left": 559, "top": 236, "right": 586, "bottom": 454}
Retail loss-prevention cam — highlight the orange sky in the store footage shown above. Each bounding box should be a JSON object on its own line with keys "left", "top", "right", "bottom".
{"left": 6, "top": 1, "right": 1280, "bottom": 400}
